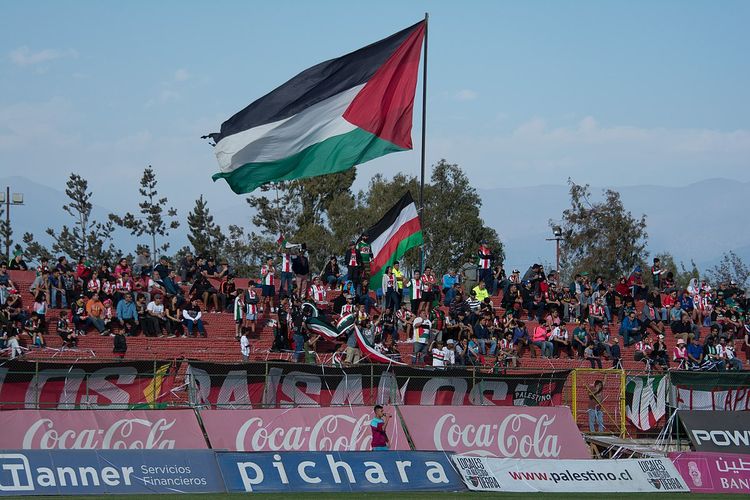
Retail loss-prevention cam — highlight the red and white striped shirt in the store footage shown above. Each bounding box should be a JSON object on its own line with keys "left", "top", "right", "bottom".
{"left": 310, "top": 284, "right": 326, "bottom": 303}
{"left": 411, "top": 278, "right": 422, "bottom": 300}
{"left": 281, "top": 253, "right": 292, "bottom": 273}
{"left": 87, "top": 278, "right": 101, "bottom": 294}
{"left": 341, "top": 303, "right": 356, "bottom": 316}
{"left": 245, "top": 289, "right": 258, "bottom": 316}
{"left": 348, "top": 249, "right": 358, "bottom": 267}
{"left": 478, "top": 245, "right": 491, "bottom": 269}
{"left": 261, "top": 265, "right": 275, "bottom": 286}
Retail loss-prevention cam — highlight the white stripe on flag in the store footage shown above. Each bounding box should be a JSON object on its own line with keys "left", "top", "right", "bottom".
{"left": 370, "top": 202, "right": 419, "bottom": 258}
{"left": 215, "top": 85, "right": 363, "bottom": 172}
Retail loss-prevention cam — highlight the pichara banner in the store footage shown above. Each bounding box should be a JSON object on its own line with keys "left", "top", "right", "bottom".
{"left": 0, "top": 410, "right": 207, "bottom": 449}
{"left": 669, "top": 451, "right": 750, "bottom": 494}
{"left": 679, "top": 411, "right": 750, "bottom": 454}
{"left": 0, "top": 360, "right": 177, "bottom": 410}
{"left": 451, "top": 456, "right": 689, "bottom": 493}
{"left": 201, "top": 407, "right": 409, "bottom": 452}
{"left": 669, "top": 371, "right": 750, "bottom": 411}
{"left": 0, "top": 449, "right": 224, "bottom": 495}
{"left": 398, "top": 406, "right": 589, "bottom": 458}
{"left": 187, "top": 362, "right": 569, "bottom": 408}
{"left": 216, "top": 451, "right": 463, "bottom": 493}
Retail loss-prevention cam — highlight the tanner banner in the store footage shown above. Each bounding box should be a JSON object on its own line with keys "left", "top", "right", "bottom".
{"left": 187, "top": 362, "right": 569, "bottom": 408}
{"left": 451, "top": 456, "right": 689, "bottom": 492}
{"left": 0, "top": 410, "right": 207, "bottom": 449}
{"left": 201, "top": 407, "right": 409, "bottom": 452}
{"left": 0, "top": 360, "right": 177, "bottom": 410}
{"left": 670, "top": 371, "right": 750, "bottom": 411}
{"left": 399, "top": 406, "right": 588, "bottom": 458}
{"left": 669, "top": 451, "right": 750, "bottom": 494}
{"left": 679, "top": 411, "right": 750, "bottom": 454}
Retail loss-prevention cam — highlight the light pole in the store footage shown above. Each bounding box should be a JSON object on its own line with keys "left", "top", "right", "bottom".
{"left": 546, "top": 225, "right": 563, "bottom": 277}
{"left": 0, "top": 187, "right": 24, "bottom": 261}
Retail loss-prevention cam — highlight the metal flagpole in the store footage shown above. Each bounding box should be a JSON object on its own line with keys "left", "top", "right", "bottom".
{"left": 418, "top": 12, "right": 428, "bottom": 272}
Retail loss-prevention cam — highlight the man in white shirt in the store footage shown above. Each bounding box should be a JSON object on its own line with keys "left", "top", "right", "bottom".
{"left": 412, "top": 312, "right": 431, "bottom": 364}
{"left": 145, "top": 294, "right": 166, "bottom": 337}
{"left": 240, "top": 330, "right": 250, "bottom": 362}
{"left": 443, "top": 339, "right": 456, "bottom": 367}
{"left": 431, "top": 340, "right": 447, "bottom": 368}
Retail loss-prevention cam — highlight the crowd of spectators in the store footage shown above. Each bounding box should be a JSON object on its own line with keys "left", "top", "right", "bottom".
{"left": 1, "top": 243, "right": 749, "bottom": 371}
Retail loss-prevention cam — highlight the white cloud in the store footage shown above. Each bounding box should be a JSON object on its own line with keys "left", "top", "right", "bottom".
{"left": 174, "top": 68, "right": 190, "bottom": 81}
{"left": 454, "top": 89, "right": 478, "bottom": 101}
{"left": 9, "top": 46, "right": 78, "bottom": 67}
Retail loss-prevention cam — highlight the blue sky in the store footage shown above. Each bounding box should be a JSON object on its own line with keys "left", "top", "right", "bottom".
{"left": 2, "top": 0, "right": 749, "bottom": 216}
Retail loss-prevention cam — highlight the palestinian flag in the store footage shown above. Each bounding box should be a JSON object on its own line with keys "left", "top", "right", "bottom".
{"left": 209, "top": 21, "right": 426, "bottom": 194}
{"left": 354, "top": 325, "right": 406, "bottom": 366}
{"left": 365, "top": 191, "right": 423, "bottom": 286}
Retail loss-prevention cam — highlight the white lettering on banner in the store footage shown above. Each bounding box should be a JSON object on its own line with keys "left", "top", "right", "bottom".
{"left": 235, "top": 414, "right": 371, "bottom": 451}
{"left": 433, "top": 413, "right": 561, "bottom": 457}
{"left": 21, "top": 418, "right": 179, "bottom": 449}
{"left": 468, "top": 381, "right": 508, "bottom": 405}
{"left": 235, "top": 454, "right": 449, "bottom": 492}
{"left": 79, "top": 368, "right": 137, "bottom": 408}
{"left": 675, "top": 388, "right": 750, "bottom": 411}
{"left": 280, "top": 372, "right": 321, "bottom": 407}
{"left": 216, "top": 370, "right": 252, "bottom": 408}
{"left": 420, "top": 378, "right": 468, "bottom": 405}
{"left": 26, "top": 369, "right": 86, "bottom": 409}
{"left": 692, "top": 430, "right": 750, "bottom": 448}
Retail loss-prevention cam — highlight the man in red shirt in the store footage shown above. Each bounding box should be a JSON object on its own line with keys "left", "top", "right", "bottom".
{"left": 370, "top": 405, "right": 390, "bottom": 451}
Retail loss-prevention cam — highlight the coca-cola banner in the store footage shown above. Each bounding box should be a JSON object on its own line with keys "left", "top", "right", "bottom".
{"left": 0, "top": 410, "right": 207, "bottom": 449}
{"left": 399, "top": 406, "right": 589, "bottom": 458}
{"left": 187, "top": 362, "right": 570, "bottom": 408}
{"left": 0, "top": 360, "right": 177, "bottom": 410}
{"left": 201, "top": 408, "right": 409, "bottom": 451}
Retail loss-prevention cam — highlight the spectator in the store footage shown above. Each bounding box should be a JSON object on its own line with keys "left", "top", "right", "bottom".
{"left": 531, "top": 322, "right": 553, "bottom": 358}
{"left": 587, "top": 380, "right": 605, "bottom": 432}
{"left": 86, "top": 293, "right": 108, "bottom": 335}
{"left": 144, "top": 294, "right": 167, "bottom": 337}
{"left": 260, "top": 257, "right": 276, "bottom": 313}
{"left": 309, "top": 276, "right": 328, "bottom": 310}
{"left": 116, "top": 292, "right": 139, "bottom": 336}
{"left": 113, "top": 329, "right": 127, "bottom": 359}
{"left": 686, "top": 335, "right": 704, "bottom": 369}
{"left": 165, "top": 296, "right": 183, "bottom": 338}
{"left": 70, "top": 296, "right": 88, "bottom": 335}
{"left": 57, "top": 313, "right": 78, "bottom": 348}
{"left": 189, "top": 274, "right": 220, "bottom": 312}
{"left": 673, "top": 337, "right": 688, "bottom": 369}
{"left": 551, "top": 325, "right": 573, "bottom": 359}
{"left": 724, "top": 339, "right": 743, "bottom": 370}
{"left": 650, "top": 334, "right": 669, "bottom": 370}
{"left": 8, "top": 250, "right": 28, "bottom": 270}
{"left": 412, "top": 311, "right": 432, "bottom": 364}
{"left": 25, "top": 314, "right": 46, "bottom": 347}
{"left": 240, "top": 328, "right": 251, "bottom": 362}
{"left": 133, "top": 249, "right": 152, "bottom": 277}
{"left": 430, "top": 340, "right": 447, "bottom": 368}
{"left": 291, "top": 247, "right": 310, "bottom": 300}
{"left": 29, "top": 269, "right": 50, "bottom": 304}
{"left": 102, "top": 298, "right": 115, "bottom": 332}
{"left": 114, "top": 257, "right": 131, "bottom": 279}
{"left": 619, "top": 310, "right": 642, "bottom": 346}
{"left": 345, "top": 240, "right": 363, "bottom": 288}
{"left": 182, "top": 299, "right": 206, "bottom": 338}
{"left": 572, "top": 320, "right": 589, "bottom": 359}
{"left": 584, "top": 341, "right": 602, "bottom": 369}
{"left": 609, "top": 337, "right": 622, "bottom": 368}
{"left": 179, "top": 252, "right": 198, "bottom": 284}
{"left": 382, "top": 266, "right": 399, "bottom": 312}
{"left": 4, "top": 325, "right": 22, "bottom": 358}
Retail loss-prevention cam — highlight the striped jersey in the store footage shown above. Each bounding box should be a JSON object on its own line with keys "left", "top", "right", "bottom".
{"left": 261, "top": 265, "right": 275, "bottom": 286}
{"left": 281, "top": 253, "right": 292, "bottom": 273}
{"left": 411, "top": 278, "right": 422, "bottom": 299}
{"left": 234, "top": 295, "right": 245, "bottom": 320}
{"left": 245, "top": 289, "right": 258, "bottom": 316}
{"left": 478, "top": 245, "right": 491, "bottom": 269}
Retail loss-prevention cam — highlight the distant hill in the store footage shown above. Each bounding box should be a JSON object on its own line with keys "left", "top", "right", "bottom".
{"left": 3, "top": 175, "right": 749, "bottom": 275}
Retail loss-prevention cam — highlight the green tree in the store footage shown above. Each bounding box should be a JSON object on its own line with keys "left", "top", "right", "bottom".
{"left": 555, "top": 180, "right": 648, "bottom": 281}
{"left": 707, "top": 251, "right": 750, "bottom": 287}
{"left": 422, "top": 160, "right": 503, "bottom": 272}
{"left": 21, "top": 232, "right": 53, "bottom": 265}
{"left": 46, "top": 173, "right": 119, "bottom": 263}
{"left": 220, "top": 225, "right": 275, "bottom": 278}
{"left": 187, "top": 195, "right": 225, "bottom": 258}
{"left": 109, "top": 166, "right": 180, "bottom": 257}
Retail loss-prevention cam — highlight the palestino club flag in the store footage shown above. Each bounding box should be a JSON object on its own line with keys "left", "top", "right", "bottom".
{"left": 209, "top": 21, "right": 426, "bottom": 194}
{"left": 366, "top": 191, "right": 423, "bottom": 286}
{"left": 354, "top": 325, "right": 406, "bottom": 366}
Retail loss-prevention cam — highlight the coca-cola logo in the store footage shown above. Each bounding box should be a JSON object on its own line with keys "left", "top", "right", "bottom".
{"left": 22, "top": 417, "right": 179, "bottom": 449}
{"left": 433, "top": 413, "right": 562, "bottom": 458}
{"left": 235, "top": 414, "right": 372, "bottom": 451}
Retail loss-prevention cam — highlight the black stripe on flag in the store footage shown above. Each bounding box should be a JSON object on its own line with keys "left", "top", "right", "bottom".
{"left": 365, "top": 191, "right": 417, "bottom": 241}
{"left": 209, "top": 21, "right": 424, "bottom": 144}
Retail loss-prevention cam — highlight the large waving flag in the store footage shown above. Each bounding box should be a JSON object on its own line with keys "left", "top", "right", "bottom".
{"left": 209, "top": 21, "right": 426, "bottom": 194}
{"left": 366, "top": 191, "right": 423, "bottom": 287}
{"left": 354, "top": 325, "right": 406, "bottom": 365}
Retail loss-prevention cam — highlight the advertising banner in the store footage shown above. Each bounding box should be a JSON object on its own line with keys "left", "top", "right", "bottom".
{"left": 0, "top": 410, "right": 207, "bottom": 449}
{"left": 669, "top": 371, "right": 750, "bottom": 411}
{"left": 0, "top": 360, "right": 176, "bottom": 410}
{"left": 669, "top": 451, "right": 750, "bottom": 494}
{"left": 187, "top": 362, "right": 569, "bottom": 408}
{"left": 626, "top": 375, "right": 666, "bottom": 431}
{"left": 217, "top": 451, "right": 463, "bottom": 493}
{"left": 679, "top": 411, "right": 750, "bottom": 454}
{"left": 202, "top": 407, "right": 409, "bottom": 452}
{"left": 0, "top": 449, "right": 224, "bottom": 495}
{"left": 398, "top": 406, "right": 589, "bottom": 458}
{"left": 451, "top": 456, "right": 689, "bottom": 492}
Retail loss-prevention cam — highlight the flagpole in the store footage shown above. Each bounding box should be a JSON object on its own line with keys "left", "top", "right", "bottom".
{"left": 418, "top": 12, "right": 428, "bottom": 272}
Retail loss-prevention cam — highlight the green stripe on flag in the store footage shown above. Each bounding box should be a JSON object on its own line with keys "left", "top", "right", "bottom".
{"left": 213, "top": 127, "right": 404, "bottom": 194}
{"left": 370, "top": 230, "right": 423, "bottom": 289}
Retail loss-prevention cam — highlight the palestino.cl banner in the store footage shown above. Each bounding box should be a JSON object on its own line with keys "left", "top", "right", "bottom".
{"left": 451, "top": 456, "right": 689, "bottom": 493}
{"left": 0, "top": 410, "right": 207, "bottom": 449}
{"left": 187, "top": 362, "right": 569, "bottom": 408}
{"left": 398, "top": 406, "right": 589, "bottom": 458}
{"left": 200, "top": 407, "right": 410, "bottom": 452}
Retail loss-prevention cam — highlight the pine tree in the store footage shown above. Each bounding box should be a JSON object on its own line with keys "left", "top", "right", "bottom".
{"left": 109, "top": 166, "right": 179, "bottom": 257}
{"left": 187, "top": 195, "right": 225, "bottom": 258}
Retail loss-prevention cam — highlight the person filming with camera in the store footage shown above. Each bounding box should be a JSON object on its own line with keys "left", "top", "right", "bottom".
{"left": 370, "top": 405, "right": 391, "bottom": 451}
